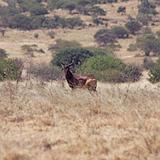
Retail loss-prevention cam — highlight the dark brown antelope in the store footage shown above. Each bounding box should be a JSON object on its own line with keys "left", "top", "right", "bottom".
{"left": 62, "top": 63, "right": 97, "bottom": 91}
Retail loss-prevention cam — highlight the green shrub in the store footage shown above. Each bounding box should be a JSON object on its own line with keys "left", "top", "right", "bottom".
{"left": 78, "top": 55, "right": 141, "bottom": 82}
{"left": 117, "top": 6, "right": 126, "bottom": 13}
{"left": 51, "top": 47, "right": 95, "bottom": 67}
{"left": 92, "top": 17, "right": 104, "bottom": 25}
{"left": 0, "top": 6, "right": 20, "bottom": 18}
{"left": 125, "top": 17, "right": 141, "bottom": 34}
{"left": 136, "top": 33, "right": 160, "bottom": 56}
{"left": 17, "top": 0, "right": 48, "bottom": 15}
{"left": 65, "top": 17, "right": 83, "bottom": 29}
{"left": 143, "top": 57, "right": 154, "bottom": 69}
{"left": 7, "top": 14, "right": 33, "bottom": 30}
{"left": 111, "top": 26, "right": 129, "bottom": 38}
{"left": 0, "top": 59, "right": 22, "bottom": 81}
{"left": 30, "top": 6, "right": 48, "bottom": 16}
{"left": 138, "top": 0, "right": 157, "bottom": 15}
{"left": 136, "top": 13, "right": 152, "bottom": 25}
{"left": 88, "top": 6, "right": 106, "bottom": 16}
{"left": 149, "top": 58, "right": 160, "bottom": 82}
{"left": 94, "top": 29, "right": 116, "bottom": 46}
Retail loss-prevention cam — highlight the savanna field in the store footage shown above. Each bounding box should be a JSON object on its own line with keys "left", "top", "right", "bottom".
{"left": 0, "top": 0, "right": 160, "bottom": 160}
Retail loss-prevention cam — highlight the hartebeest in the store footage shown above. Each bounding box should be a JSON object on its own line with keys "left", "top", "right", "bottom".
{"left": 62, "top": 63, "right": 97, "bottom": 91}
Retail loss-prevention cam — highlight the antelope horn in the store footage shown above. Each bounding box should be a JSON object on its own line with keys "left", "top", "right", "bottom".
{"left": 66, "top": 61, "right": 74, "bottom": 67}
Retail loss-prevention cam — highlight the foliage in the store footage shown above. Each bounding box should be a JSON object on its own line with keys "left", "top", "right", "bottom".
{"left": 87, "top": 6, "right": 106, "bottom": 16}
{"left": 92, "top": 17, "right": 104, "bottom": 25}
{"left": 6, "top": 14, "right": 33, "bottom": 30}
{"left": 111, "top": 26, "right": 129, "bottom": 38}
{"left": 136, "top": 13, "right": 151, "bottom": 25}
{"left": 136, "top": 0, "right": 157, "bottom": 26}
{"left": 0, "top": 5, "right": 20, "bottom": 18}
{"left": 143, "top": 57, "right": 154, "bottom": 69}
{"left": 149, "top": 58, "right": 160, "bottom": 82}
{"left": 78, "top": 55, "right": 141, "bottom": 82}
{"left": 30, "top": 6, "right": 48, "bottom": 16}
{"left": 2, "top": 13, "right": 83, "bottom": 30}
{"left": 0, "top": 59, "right": 22, "bottom": 81}
{"left": 48, "top": 0, "right": 106, "bottom": 16}
{"left": 17, "top": 0, "right": 48, "bottom": 16}
{"left": 125, "top": 17, "right": 141, "bottom": 34}
{"left": 94, "top": 29, "right": 116, "bottom": 46}
{"left": 138, "top": 0, "right": 157, "bottom": 15}
{"left": 117, "top": 6, "right": 126, "bottom": 13}
{"left": 51, "top": 47, "right": 95, "bottom": 67}
{"left": 136, "top": 32, "right": 160, "bottom": 56}
{"left": 65, "top": 17, "right": 83, "bottom": 29}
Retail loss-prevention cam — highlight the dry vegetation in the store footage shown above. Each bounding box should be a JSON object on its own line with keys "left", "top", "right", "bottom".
{"left": 0, "top": 80, "right": 160, "bottom": 160}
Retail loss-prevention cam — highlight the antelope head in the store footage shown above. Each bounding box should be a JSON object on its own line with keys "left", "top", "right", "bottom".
{"left": 61, "top": 62, "right": 74, "bottom": 73}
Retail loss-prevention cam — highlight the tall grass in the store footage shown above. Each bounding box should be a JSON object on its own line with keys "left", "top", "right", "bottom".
{"left": 0, "top": 80, "right": 160, "bottom": 160}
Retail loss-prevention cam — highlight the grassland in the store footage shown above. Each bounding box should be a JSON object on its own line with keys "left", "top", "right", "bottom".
{"left": 0, "top": 80, "right": 160, "bottom": 160}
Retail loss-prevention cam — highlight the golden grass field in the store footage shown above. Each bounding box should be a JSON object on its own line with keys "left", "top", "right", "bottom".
{"left": 0, "top": 80, "right": 160, "bottom": 160}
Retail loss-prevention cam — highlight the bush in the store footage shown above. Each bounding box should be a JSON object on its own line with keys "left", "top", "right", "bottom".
{"left": 7, "top": 14, "right": 33, "bottom": 30}
{"left": 136, "top": 33, "right": 160, "bottom": 56}
{"left": 125, "top": 17, "right": 141, "bottom": 34}
{"left": 18, "top": 0, "right": 46, "bottom": 13}
{"left": 92, "top": 17, "right": 104, "bottom": 26}
{"left": 0, "top": 6, "right": 20, "bottom": 18}
{"left": 94, "top": 29, "right": 116, "bottom": 46}
{"left": 30, "top": 6, "right": 48, "bottom": 16}
{"left": 136, "top": 13, "right": 151, "bottom": 25}
{"left": 65, "top": 17, "right": 83, "bottom": 29}
{"left": 138, "top": 0, "right": 157, "bottom": 15}
{"left": 88, "top": 6, "right": 106, "bottom": 16}
{"left": 149, "top": 58, "right": 160, "bottom": 82}
{"left": 117, "top": 6, "right": 126, "bottom": 13}
{"left": 51, "top": 47, "right": 95, "bottom": 67}
{"left": 0, "top": 49, "right": 8, "bottom": 58}
{"left": 111, "top": 26, "right": 129, "bottom": 38}
{"left": 42, "top": 16, "right": 84, "bottom": 29}
{"left": 78, "top": 55, "right": 141, "bottom": 82}
{"left": 64, "top": 2, "right": 76, "bottom": 13}
{"left": 0, "top": 59, "right": 22, "bottom": 81}
{"left": 143, "top": 57, "right": 154, "bottom": 69}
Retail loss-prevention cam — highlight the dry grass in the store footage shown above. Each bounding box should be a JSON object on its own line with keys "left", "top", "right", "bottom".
{"left": 0, "top": 79, "right": 160, "bottom": 160}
